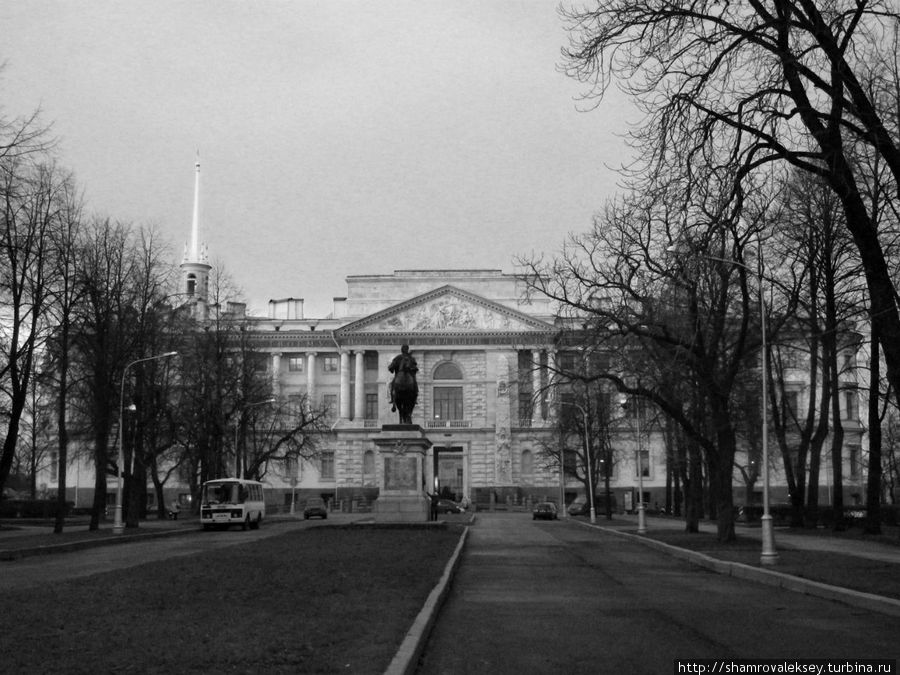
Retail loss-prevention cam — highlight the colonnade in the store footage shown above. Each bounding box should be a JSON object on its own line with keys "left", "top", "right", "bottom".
{"left": 267, "top": 346, "right": 556, "bottom": 424}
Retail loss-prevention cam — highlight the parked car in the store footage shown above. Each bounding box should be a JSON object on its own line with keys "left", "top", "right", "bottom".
{"left": 568, "top": 494, "right": 617, "bottom": 516}
{"left": 303, "top": 497, "right": 328, "bottom": 520}
{"left": 532, "top": 502, "right": 558, "bottom": 520}
{"left": 435, "top": 499, "right": 464, "bottom": 514}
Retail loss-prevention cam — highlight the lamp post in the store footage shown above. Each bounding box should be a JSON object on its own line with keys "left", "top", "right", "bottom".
{"left": 558, "top": 428, "right": 567, "bottom": 519}
{"left": 621, "top": 396, "right": 647, "bottom": 534}
{"left": 113, "top": 351, "right": 178, "bottom": 535}
{"left": 668, "top": 242, "right": 778, "bottom": 565}
{"left": 233, "top": 398, "right": 276, "bottom": 478}
{"left": 559, "top": 400, "right": 595, "bottom": 524}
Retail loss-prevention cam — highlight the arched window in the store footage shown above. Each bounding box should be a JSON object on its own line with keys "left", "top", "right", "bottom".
{"left": 186, "top": 274, "right": 196, "bottom": 296}
{"left": 433, "top": 361, "right": 463, "bottom": 421}
{"left": 521, "top": 449, "right": 534, "bottom": 483}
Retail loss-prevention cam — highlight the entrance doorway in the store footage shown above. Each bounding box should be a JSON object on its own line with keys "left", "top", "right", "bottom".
{"left": 433, "top": 447, "right": 464, "bottom": 501}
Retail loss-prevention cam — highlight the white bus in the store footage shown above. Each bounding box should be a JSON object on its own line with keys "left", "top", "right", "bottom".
{"left": 200, "top": 478, "right": 266, "bottom": 530}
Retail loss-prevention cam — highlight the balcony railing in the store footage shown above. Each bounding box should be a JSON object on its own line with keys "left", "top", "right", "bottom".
{"left": 425, "top": 419, "right": 472, "bottom": 429}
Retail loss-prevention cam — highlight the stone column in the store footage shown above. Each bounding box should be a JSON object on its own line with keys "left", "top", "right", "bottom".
{"left": 340, "top": 351, "right": 351, "bottom": 419}
{"left": 546, "top": 349, "right": 557, "bottom": 421}
{"left": 495, "top": 354, "right": 512, "bottom": 484}
{"left": 306, "top": 352, "right": 317, "bottom": 408}
{"left": 271, "top": 352, "right": 282, "bottom": 393}
{"left": 532, "top": 349, "right": 543, "bottom": 422}
{"left": 354, "top": 350, "right": 365, "bottom": 421}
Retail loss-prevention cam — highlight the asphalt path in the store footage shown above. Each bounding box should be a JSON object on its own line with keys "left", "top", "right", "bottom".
{"left": 0, "top": 519, "right": 312, "bottom": 592}
{"left": 417, "top": 513, "right": 899, "bottom": 674}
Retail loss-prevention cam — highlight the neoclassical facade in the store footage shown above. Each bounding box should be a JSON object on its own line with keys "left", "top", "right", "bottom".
{"left": 248, "top": 269, "right": 569, "bottom": 509}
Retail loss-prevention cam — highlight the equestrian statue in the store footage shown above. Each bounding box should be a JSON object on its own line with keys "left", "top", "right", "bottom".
{"left": 388, "top": 344, "right": 419, "bottom": 425}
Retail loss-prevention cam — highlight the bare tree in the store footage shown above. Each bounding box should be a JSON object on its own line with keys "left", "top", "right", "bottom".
{"left": 0, "top": 157, "right": 70, "bottom": 497}
{"left": 70, "top": 219, "right": 146, "bottom": 530}
{"left": 241, "top": 394, "right": 331, "bottom": 482}
{"left": 562, "top": 1, "right": 900, "bottom": 419}
{"left": 45, "top": 175, "right": 84, "bottom": 532}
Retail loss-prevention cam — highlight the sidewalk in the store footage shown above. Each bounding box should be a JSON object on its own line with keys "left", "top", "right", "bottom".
{"left": 597, "top": 512, "right": 900, "bottom": 564}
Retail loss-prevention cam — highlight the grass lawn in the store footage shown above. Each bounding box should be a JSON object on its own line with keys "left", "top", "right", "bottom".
{"left": 1, "top": 525, "right": 463, "bottom": 674}
{"left": 641, "top": 529, "right": 900, "bottom": 601}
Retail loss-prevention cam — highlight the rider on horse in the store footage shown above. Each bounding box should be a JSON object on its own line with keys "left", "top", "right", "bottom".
{"left": 388, "top": 344, "right": 419, "bottom": 412}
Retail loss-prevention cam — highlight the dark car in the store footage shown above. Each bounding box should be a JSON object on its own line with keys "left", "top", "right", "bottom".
{"left": 568, "top": 494, "right": 617, "bottom": 516}
{"left": 532, "top": 502, "right": 558, "bottom": 520}
{"left": 435, "top": 499, "right": 463, "bottom": 514}
{"left": 303, "top": 497, "right": 328, "bottom": 520}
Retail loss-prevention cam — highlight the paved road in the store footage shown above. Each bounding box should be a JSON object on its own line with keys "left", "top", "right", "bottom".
{"left": 417, "top": 513, "right": 899, "bottom": 674}
{"left": 0, "top": 519, "right": 311, "bottom": 592}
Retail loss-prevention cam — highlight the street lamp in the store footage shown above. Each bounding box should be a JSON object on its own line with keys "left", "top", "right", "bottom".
{"left": 113, "top": 351, "right": 178, "bottom": 535}
{"left": 667, "top": 242, "right": 778, "bottom": 565}
{"left": 620, "top": 396, "right": 647, "bottom": 534}
{"left": 558, "top": 431, "right": 567, "bottom": 520}
{"left": 559, "top": 400, "right": 595, "bottom": 524}
{"left": 234, "top": 398, "right": 276, "bottom": 478}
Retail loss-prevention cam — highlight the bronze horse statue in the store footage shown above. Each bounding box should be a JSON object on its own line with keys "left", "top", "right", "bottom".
{"left": 389, "top": 345, "right": 419, "bottom": 425}
{"left": 391, "top": 368, "right": 418, "bottom": 425}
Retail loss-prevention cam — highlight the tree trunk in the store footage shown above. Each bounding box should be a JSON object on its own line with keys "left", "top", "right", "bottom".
{"left": 865, "top": 325, "right": 883, "bottom": 534}
{"left": 683, "top": 436, "right": 703, "bottom": 533}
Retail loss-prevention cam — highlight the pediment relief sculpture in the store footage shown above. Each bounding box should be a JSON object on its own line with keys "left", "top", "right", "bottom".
{"left": 369, "top": 296, "right": 540, "bottom": 332}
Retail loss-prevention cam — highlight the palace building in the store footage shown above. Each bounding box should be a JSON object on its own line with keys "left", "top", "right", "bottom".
{"left": 240, "top": 267, "right": 569, "bottom": 511}
{"left": 40, "top": 161, "right": 868, "bottom": 516}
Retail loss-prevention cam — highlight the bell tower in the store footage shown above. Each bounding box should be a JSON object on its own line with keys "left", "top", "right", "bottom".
{"left": 180, "top": 155, "right": 211, "bottom": 317}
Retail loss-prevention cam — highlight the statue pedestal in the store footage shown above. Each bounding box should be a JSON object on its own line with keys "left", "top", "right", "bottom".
{"left": 373, "top": 425, "right": 432, "bottom": 523}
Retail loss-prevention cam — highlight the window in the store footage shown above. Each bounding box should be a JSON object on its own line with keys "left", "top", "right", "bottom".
{"left": 519, "top": 392, "right": 534, "bottom": 424}
{"left": 433, "top": 387, "right": 463, "bottom": 420}
{"left": 521, "top": 450, "right": 534, "bottom": 482}
{"left": 636, "top": 450, "right": 650, "bottom": 478}
{"left": 288, "top": 356, "right": 304, "bottom": 372}
{"left": 843, "top": 390, "right": 859, "bottom": 420}
{"left": 365, "top": 393, "right": 378, "bottom": 420}
{"left": 557, "top": 351, "right": 578, "bottom": 373}
{"left": 783, "top": 390, "right": 800, "bottom": 419}
{"left": 323, "top": 394, "right": 337, "bottom": 416}
{"left": 286, "top": 395, "right": 304, "bottom": 418}
{"left": 364, "top": 351, "right": 379, "bottom": 371}
{"left": 283, "top": 456, "right": 296, "bottom": 479}
{"left": 849, "top": 445, "right": 860, "bottom": 479}
{"left": 323, "top": 356, "right": 338, "bottom": 373}
{"left": 250, "top": 353, "right": 268, "bottom": 372}
{"left": 558, "top": 392, "right": 579, "bottom": 427}
{"left": 186, "top": 274, "right": 196, "bottom": 295}
{"left": 433, "top": 360, "right": 464, "bottom": 421}
{"left": 841, "top": 352, "right": 856, "bottom": 374}
{"left": 50, "top": 451, "right": 58, "bottom": 482}
{"left": 320, "top": 452, "right": 335, "bottom": 480}
{"left": 598, "top": 453, "right": 615, "bottom": 480}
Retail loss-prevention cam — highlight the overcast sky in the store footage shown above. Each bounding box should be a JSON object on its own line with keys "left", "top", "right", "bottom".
{"left": 0, "top": 1, "right": 635, "bottom": 317}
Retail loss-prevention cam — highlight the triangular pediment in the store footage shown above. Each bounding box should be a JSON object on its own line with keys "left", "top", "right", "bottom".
{"left": 338, "top": 286, "right": 554, "bottom": 335}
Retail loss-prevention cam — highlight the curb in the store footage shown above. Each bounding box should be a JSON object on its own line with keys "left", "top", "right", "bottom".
{"left": 0, "top": 525, "right": 198, "bottom": 561}
{"left": 580, "top": 521, "right": 900, "bottom": 618}
{"left": 384, "top": 522, "right": 471, "bottom": 675}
